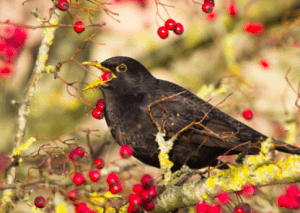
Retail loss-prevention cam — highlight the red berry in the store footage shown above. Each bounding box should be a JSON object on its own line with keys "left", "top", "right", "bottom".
{"left": 206, "top": 11, "right": 218, "bottom": 22}
{"left": 141, "top": 189, "right": 150, "bottom": 202}
{"left": 9, "top": 27, "right": 27, "bottom": 47}
{"left": 165, "top": 19, "right": 176, "bottom": 30}
{"left": 234, "top": 207, "right": 245, "bottom": 213}
{"left": 195, "top": 201, "right": 209, "bottom": 213}
{"left": 34, "top": 196, "right": 46, "bottom": 208}
{"left": 287, "top": 185, "right": 300, "bottom": 198}
{"left": 260, "top": 59, "right": 270, "bottom": 69}
{"left": 129, "top": 193, "right": 142, "bottom": 206}
{"left": 227, "top": 2, "right": 237, "bottom": 17}
{"left": 94, "top": 158, "right": 104, "bottom": 169}
{"left": 127, "top": 204, "right": 140, "bottom": 213}
{"left": 73, "top": 173, "right": 85, "bottom": 186}
{"left": 96, "top": 99, "right": 105, "bottom": 111}
{"left": 277, "top": 194, "right": 288, "bottom": 208}
{"left": 208, "top": 205, "right": 221, "bottom": 213}
{"left": 0, "top": 62, "right": 13, "bottom": 78}
{"left": 74, "top": 21, "right": 85, "bottom": 33}
{"left": 69, "top": 146, "right": 85, "bottom": 160}
{"left": 217, "top": 192, "right": 230, "bottom": 204}
{"left": 157, "top": 26, "right": 169, "bottom": 39}
{"left": 173, "top": 23, "right": 184, "bottom": 35}
{"left": 120, "top": 145, "right": 133, "bottom": 158}
{"left": 286, "top": 197, "right": 300, "bottom": 209}
{"left": 234, "top": 203, "right": 251, "bottom": 213}
{"left": 106, "top": 173, "right": 120, "bottom": 186}
{"left": 143, "top": 200, "right": 155, "bottom": 211}
{"left": 75, "top": 203, "right": 92, "bottom": 213}
{"left": 68, "top": 189, "right": 79, "bottom": 201}
{"left": 244, "top": 22, "right": 264, "bottom": 35}
{"left": 92, "top": 108, "right": 103, "bottom": 119}
{"left": 109, "top": 183, "right": 123, "bottom": 194}
{"left": 242, "top": 109, "right": 253, "bottom": 120}
{"left": 141, "top": 174, "right": 154, "bottom": 189}
{"left": 101, "top": 71, "right": 111, "bottom": 81}
{"left": 133, "top": 184, "right": 143, "bottom": 194}
{"left": 242, "top": 184, "right": 256, "bottom": 197}
{"left": 202, "top": 2, "right": 214, "bottom": 13}
{"left": 57, "top": 0, "right": 70, "bottom": 11}
{"left": 89, "top": 170, "right": 101, "bottom": 182}
{"left": 148, "top": 186, "right": 158, "bottom": 199}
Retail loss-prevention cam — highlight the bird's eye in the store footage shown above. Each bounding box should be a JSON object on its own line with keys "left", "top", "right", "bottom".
{"left": 116, "top": 64, "right": 127, "bottom": 72}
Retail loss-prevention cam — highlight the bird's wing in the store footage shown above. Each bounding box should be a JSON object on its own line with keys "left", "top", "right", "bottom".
{"left": 149, "top": 80, "right": 262, "bottom": 153}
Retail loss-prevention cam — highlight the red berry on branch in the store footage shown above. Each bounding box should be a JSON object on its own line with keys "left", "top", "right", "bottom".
{"left": 141, "top": 189, "right": 150, "bottom": 202}
{"left": 94, "top": 158, "right": 104, "bottom": 169}
{"left": 34, "top": 196, "right": 46, "bottom": 208}
{"left": 234, "top": 203, "right": 251, "bottom": 213}
{"left": 129, "top": 193, "right": 142, "bottom": 206}
{"left": 69, "top": 146, "right": 85, "bottom": 161}
{"left": 260, "top": 59, "right": 270, "bottom": 69}
{"left": 106, "top": 173, "right": 120, "bottom": 186}
{"left": 75, "top": 203, "right": 92, "bottom": 213}
{"left": 127, "top": 204, "right": 140, "bottom": 213}
{"left": 57, "top": 0, "right": 70, "bottom": 11}
{"left": 68, "top": 189, "right": 79, "bottom": 201}
{"left": 109, "top": 183, "right": 123, "bottom": 194}
{"left": 133, "top": 184, "right": 143, "bottom": 194}
{"left": 120, "top": 145, "right": 133, "bottom": 158}
{"left": 141, "top": 174, "right": 154, "bottom": 189}
{"left": 242, "top": 184, "right": 256, "bottom": 197}
{"left": 74, "top": 21, "right": 85, "bottom": 33}
{"left": 242, "top": 109, "right": 253, "bottom": 120}
{"left": 165, "top": 19, "right": 176, "bottom": 30}
{"left": 286, "top": 197, "right": 300, "bottom": 209}
{"left": 143, "top": 200, "right": 155, "bottom": 211}
{"left": 73, "top": 173, "right": 85, "bottom": 186}
{"left": 147, "top": 185, "right": 158, "bottom": 199}
{"left": 157, "top": 26, "right": 169, "bottom": 39}
{"left": 202, "top": 2, "right": 214, "bottom": 13}
{"left": 92, "top": 108, "right": 103, "bottom": 119}
{"left": 217, "top": 192, "right": 230, "bottom": 204}
{"left": 96, "top": 99, "right": 105, "bottom": 111}
{"left": 173, "top": 23, "right": 184, "bottom": 35}
{"left": 208, "top": 205, "right": 221, "bottom": 213}
{"left": 195, "top": 201, "right": 210, "bottom": 213}
{"left": 244, "top": 22, "right": 264, "bottom": 35}
{"left": 277, "top": 194, "right": 288, "bottom": 208}
{"left": 287, "top": 185, "right": 300, "bottom": 198}
{"left": 89, "top": 170, "right": 101, "bottom": 182}
{"left": 227, "top": 2, "right": 237, "bottom": 17}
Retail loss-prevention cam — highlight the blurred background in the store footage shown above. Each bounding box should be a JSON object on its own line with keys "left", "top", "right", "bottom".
{"left": 1, "top": 0, "right": 300, "bottom": 211}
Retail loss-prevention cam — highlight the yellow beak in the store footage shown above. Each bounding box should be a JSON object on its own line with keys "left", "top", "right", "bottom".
{"left": 82, "top": 61, "right": 114, "bottom": 90}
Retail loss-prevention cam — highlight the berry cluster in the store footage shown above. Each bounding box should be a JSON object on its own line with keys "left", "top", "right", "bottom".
{"left": 107, "top": 172, "right": 123, "bottom": 194}
{"left": 0, "top": 21, "right": 27, "bottom": 78}
{"left": 277, "top": 184, "right": 300, "bottom": 209}
{"left": 157, "top": 19, "right": 184, "bottom": 39}
{"left": 67, "top": 155, "right": 105, "bottom": 212}
{"left": 92, "top": 99, "right": 104, "bottom": 119}
{"left": 56, "top": 0, "right": 86, "bottom": 33}
{"left": 202, "top": 0, "right": 215, "bottom": 13}
{"left": 127, "top": 174, "right": 157, "bottom": 212}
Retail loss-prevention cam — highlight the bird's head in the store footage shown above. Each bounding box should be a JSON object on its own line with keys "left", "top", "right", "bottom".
{"left": 83, "top": 56, "right": 155, "bottom": 93}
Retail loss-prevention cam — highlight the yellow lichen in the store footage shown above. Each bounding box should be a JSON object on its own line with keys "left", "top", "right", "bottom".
{"left": 12, "top": 137, "right": 36, "bottom": 156}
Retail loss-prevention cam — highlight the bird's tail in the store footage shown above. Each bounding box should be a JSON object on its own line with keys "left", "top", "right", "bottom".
{"left": 275, "top": 140, "right": 300, "bottom": 155}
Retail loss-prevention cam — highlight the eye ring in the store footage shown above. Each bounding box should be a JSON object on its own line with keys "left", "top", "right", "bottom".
{"left": 116, "top": 64, "right": 127, "bottom": 72}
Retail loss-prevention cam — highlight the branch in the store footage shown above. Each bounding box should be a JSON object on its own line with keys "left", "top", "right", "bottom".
{"left": 4, "top": 8, "right": 62, "bottom": 209}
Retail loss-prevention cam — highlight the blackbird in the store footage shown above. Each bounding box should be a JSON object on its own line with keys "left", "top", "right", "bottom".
{"left": 83, "top": 56, "right": 300, "bottom": 172}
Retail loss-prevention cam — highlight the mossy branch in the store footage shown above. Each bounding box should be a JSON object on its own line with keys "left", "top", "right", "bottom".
{"left": 3, "top": 9, "right": 61, "bottom": 210}
{"left": 152, "top": 139, "right": 300, "bottom": 212}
